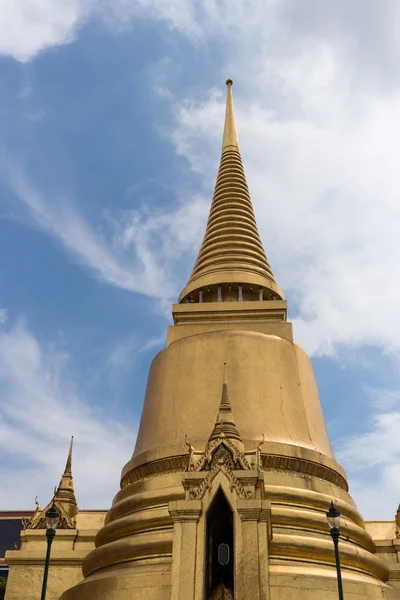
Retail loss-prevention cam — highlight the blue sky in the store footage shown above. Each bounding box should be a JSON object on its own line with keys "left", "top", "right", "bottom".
{"left": 1, "top": 1, "right": 400, "bottom": 519}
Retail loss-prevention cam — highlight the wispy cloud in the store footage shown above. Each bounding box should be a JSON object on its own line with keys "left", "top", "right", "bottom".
{"left": 22, "top": 109, "right": 46, "bottom": 122}
{"left": 6, "top": 166, "right": 165, "bottom": 296}
{"left": 0, "top": 319, "right": 135, "bottom": 508}
{"left": 3, "top": 162, "right": 203, "bottom": 305}
{"left": 337, "top": 386, "right": 400, "bottom": 519}
{"left": 0, "top": 309, "right": 7, "bottom": 324}
{"left": 106, "top": 332, "right": 165, "bottom": 370}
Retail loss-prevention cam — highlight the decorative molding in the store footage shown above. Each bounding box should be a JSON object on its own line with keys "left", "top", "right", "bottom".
{"left": 168, "top": 501, "right": 202, "bottom": 523}
{"left": 237, "top": 507, "right": 263, "bottom": 521}
{"left": 237, "top": 499, "right": 271, "bottom": 523}
{"left": 261, "top": 454, "right": 348, "bottom": 492}
{"left": 121, "top": 455, "right": 187, "bottom": 488}
{"left": 121, "top": 451, "right": 348, "bottom": 492}
{"left": 172, "top": 302, "right": 287, "bottom": 325}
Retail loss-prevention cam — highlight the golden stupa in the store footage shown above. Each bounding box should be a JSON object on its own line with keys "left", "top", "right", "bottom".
{"left": 60, "top": 80, "right": 400, "bottom": 600}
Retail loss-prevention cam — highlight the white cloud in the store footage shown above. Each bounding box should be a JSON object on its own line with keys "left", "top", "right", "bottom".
{"left": 0, "top": 0, "right": 308, "bottom": 64}
{"left": 0, "top": 0, "right": 91, "bottom": 62}
{"left": 0, "top": 309, "right": 7, "bottom": 324}
{"left": 337, "top": 387, "right": 400, "bottom": 519}
{"left": 0, "top": 0, "right": 200, "bottom": 63}
{"left": 0, "top": 320, "right": 134, "bottom": 508}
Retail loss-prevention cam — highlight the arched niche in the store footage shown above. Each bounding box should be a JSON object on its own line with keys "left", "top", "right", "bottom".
{"left": 206, "top": 487, "right": 234, "bottom": 598}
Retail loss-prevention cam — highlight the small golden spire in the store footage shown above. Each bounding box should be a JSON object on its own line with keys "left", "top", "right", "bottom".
{"left": 220, "top": 363, "right": 230, "bottom": 409}
{"left": 26, "top": 437, "right": 78, "bottom": 529}
{"left": 54, "top": 436, "right": 78, "bottom": 521}
{"left": 64, "top": 435, "right": 73, "bottom": 477}
{"left": 209, "top": 364, "right": 242, "bottom": 443}
{"left": 179, "top": 79, "right": 284, "bottom": 303}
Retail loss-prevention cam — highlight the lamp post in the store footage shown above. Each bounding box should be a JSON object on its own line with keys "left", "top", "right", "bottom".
{"left": 326, "top": 501, "right": 344, "bottom": 600}
{"left": 40, "top": 502, "right": 59, "bottom": 600}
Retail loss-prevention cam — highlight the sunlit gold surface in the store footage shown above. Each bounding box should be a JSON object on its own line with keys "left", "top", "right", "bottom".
{"left": 57, "top": 80, "right": 400, "bottom": 600}
{"left": 126, "top": 332, "right": 334, "bottom": 467}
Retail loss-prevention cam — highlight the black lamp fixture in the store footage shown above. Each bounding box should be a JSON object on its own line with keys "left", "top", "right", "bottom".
{"left": 326, "top": 501, "right": 344, "bottom": 600}
{"left": 40, "top": 502, "right": 59, "bottom": 600}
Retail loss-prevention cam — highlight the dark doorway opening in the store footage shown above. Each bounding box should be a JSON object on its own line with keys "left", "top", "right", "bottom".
{"left": 206, "top": 488, "right": 234, "bottom": 598}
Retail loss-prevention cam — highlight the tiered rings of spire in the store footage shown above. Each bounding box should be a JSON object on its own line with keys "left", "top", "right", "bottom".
{"left": 179, "top": 79, "right": 284, "bottom": 304}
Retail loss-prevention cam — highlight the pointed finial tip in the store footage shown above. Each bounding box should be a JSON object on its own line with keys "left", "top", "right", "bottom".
{"left": 226, "top": 78, "right": 233, "bottom": 86}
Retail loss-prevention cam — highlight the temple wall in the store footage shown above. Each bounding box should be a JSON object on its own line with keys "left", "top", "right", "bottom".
{"left": 3, "top": 509, "right": 400, "bottom": 599}
{"left": 4, "top": 512, "right": 104, "bottom": 600}
{"left": 60, "top": 465, "right": 400, "bottom": 599}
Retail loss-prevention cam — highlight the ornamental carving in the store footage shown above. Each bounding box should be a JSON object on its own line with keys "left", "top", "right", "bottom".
{"left": 195, "top": 437, "right": 250, "bottom": 472}
{"left": 210, "top": 583, "right": 234, "bottom": 600}
{"left": 23, "top": 498, "right": 76, "bottom": 530}
{"left": 184, "top": 436, "right": 254, "bottom": 501}
{"left": 122, "top": 450, "right": 348, "bottom": 491}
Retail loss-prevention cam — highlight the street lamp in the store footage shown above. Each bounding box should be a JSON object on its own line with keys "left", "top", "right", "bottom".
{"left": 40, "top": 502, "right": 59, "bottom": 600}
{"left": 326, "top": 501, "right": 344, "bottom": 600}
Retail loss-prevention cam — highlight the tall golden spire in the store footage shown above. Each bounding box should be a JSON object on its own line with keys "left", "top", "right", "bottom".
{"left": 209, "top": 364, "right": 242, "bottom": 444}
{"left": 54, "top": 436, "right": 78, "bottom": 520}
{"left": 179, "top": 79, "right": 284, "bottom": 303}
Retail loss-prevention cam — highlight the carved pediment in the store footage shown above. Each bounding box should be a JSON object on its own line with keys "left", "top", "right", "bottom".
{"left": 184, "top": 437, "right": 254, "bottom": 500}
{"left": 196, "top": 437, "right": 250, "bottom": 473}
{"left": 24, "top": 499, "right": 77, "bottom": 530}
